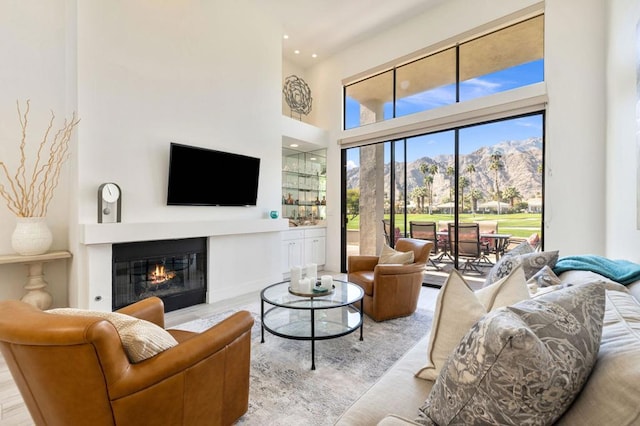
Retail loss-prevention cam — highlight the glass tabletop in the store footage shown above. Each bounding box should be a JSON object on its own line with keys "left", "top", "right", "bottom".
{"left": 261, "top": 279, "right": 363, "bottom": 309}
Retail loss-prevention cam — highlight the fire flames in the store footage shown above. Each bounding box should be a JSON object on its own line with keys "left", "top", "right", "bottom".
{"left": 149, "top": 264, "right": 176, "bottom": 285}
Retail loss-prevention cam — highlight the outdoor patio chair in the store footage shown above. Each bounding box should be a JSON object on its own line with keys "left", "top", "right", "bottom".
{"left": 447, "top": 222, "right": 492, "bottom": 274}
{"left": 409, "top": 221, "right": 444, "bottom": 270}
{"left": 505, "top": 232, "right": 541, "bottom": 253}
{"left": 382, "top": 219, "right": 401, "bottom": 245}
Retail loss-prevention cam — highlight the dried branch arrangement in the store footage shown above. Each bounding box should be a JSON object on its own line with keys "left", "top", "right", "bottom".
{"left": 0, "top": 100, "right": 80, "bottom": 217}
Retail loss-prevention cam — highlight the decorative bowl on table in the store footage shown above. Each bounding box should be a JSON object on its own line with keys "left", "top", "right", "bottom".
{"left": 288, "top": 282, "right": 335, "bottom": 297}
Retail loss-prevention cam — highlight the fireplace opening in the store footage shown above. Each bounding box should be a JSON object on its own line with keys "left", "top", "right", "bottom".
{"left": 112, "top": 237, "right": 207, "bottom": 312}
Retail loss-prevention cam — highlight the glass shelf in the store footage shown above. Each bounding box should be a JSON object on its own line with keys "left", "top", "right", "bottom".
{"left": 282, "top": 148, "right": 327, "bottom": 223}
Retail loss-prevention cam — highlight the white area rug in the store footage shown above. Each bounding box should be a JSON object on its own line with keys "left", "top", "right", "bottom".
{"left": 174, "top": 302, "right": 433, "bottom": 425}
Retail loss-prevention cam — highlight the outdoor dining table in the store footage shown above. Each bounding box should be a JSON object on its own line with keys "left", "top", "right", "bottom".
{"left": 434, "top": 231, "right": 512, "bottom": 261}
{"left": 481, "top": 233, "right": 512, "bottom": 260}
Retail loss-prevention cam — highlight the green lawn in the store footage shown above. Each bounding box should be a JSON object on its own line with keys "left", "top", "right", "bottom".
{"left": 346, "top": 213, "right": 541, "bottom": 238}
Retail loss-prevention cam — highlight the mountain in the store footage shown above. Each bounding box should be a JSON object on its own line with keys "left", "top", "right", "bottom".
{"left": 346, "top": 138, "right": 542, "bottom": 205}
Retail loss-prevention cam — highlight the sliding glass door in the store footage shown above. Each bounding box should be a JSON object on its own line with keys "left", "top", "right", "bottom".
{"left": 342, "top": 113, "right": 544, "bottom": 278}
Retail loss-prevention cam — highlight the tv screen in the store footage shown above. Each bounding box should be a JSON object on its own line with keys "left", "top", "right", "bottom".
{"left": 167, "top": 142, "right": 260, "bottom": 206}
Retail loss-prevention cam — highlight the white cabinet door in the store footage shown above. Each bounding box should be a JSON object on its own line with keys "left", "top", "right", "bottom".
{"left": 281, "top": 230, "right": 305, "bottom": 273}
{"left": 282, "top": 228, "right": 326, "bottom": 275}
{"left": 281, "top": 239, "right": 304, "bottom": 273}
{"left": 304, "top": 227, "right": 326, "bottom": 266}
{"left": 304, "top": 236, "right": 326, "bottom": 266}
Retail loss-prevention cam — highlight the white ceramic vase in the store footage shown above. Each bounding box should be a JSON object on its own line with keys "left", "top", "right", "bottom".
{"left": 11, "top": 217, "right": 53, "bottom": 256}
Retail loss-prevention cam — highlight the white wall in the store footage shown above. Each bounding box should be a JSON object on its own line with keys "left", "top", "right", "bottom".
{"left": 543, "top": 0, "right": 607, "bottom": 255}
{"left": 0, "top": 1, "right": 73, "bottom": 305}
{"left": 69, "top": 0, "right": 285, "bottom": 308}
{"left": 606, "top": 0, "right": 640, "bottom": 261}
{"left": 306, "top": 0, "right": 618, "bottom": 272}
{"left": 75, "top": 1, "right": 282, "bottom": 225}
{"left": 0, "top": 1, "right": 287, "bottom": 307}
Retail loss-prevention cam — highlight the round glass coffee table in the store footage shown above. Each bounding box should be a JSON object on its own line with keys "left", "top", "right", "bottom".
{"left": 260, "top": 279, "right": 364, "bottom": 370}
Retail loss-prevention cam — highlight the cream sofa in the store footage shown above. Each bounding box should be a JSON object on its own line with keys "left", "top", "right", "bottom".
{"left": 335, "top": 270, "right": 640, "bottom": 425}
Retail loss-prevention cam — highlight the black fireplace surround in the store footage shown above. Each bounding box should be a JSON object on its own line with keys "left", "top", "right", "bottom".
{"left": 112, "top": 237, "right": 207, "bottom": 312}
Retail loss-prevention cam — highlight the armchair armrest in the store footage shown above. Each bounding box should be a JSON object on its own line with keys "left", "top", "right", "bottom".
{"left": 108, "top": 310, "right": 254, "bottom": 398}
{"left": 116, "top": 296, "right": 166, "bottom": 328}
{"left": 348, "top": 255, "right": 380, "bottom": 273}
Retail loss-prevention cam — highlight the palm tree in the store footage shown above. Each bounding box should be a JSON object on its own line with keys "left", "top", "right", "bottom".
{"left": 411, "top": 186, "right": 427, "bottom": 212}
{"left": 488, "top": 151, "right": 504, "bottom": 211}
{"left": 465, "top": 163, "right": 476, "bottom": 213}
{"left": 458, "top": 175, "right": 469, "bottom": 212}
{"left": 445, "top": 165, "right": 455, "bottom": 201}
{"left": 419, "top": 162, "right": 439, "bottom": 214}
{"left": 418, "top": 163, "right": 430, "bottom": 213}
{"left": 424, "top": 175, "right": 434, "bottom": 213}
{"left": 502, "top": 186, "right": 522, "bottom": 208}
{"left": 427, "top": 164, "right": 439, "bottom": 210}
{"left": 469, "top": 188, "right": 483, "bottom": 213}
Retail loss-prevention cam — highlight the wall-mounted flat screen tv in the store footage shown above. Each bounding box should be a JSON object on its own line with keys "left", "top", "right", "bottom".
{"left": 167, "top": 142, "right": 260, "bottom": 206}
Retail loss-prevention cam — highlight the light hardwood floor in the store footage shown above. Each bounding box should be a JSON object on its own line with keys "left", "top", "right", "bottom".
{"left": 0, "top": 271, "right": 443, "bottom": 425}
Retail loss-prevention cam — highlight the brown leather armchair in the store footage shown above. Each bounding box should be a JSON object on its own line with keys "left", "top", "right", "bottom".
{"left": 348, "top": 238, "right": 433, "bottom": 322}
{"left": 0, "top": 297, "right": 254, "bottom": 426}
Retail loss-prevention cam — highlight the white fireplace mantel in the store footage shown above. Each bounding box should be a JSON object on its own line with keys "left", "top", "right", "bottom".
{"left": 79, "top": 218, "right": 289, "bottom": 245}
{"left": 78, "top": 218, "right": 289, "bottom": 311}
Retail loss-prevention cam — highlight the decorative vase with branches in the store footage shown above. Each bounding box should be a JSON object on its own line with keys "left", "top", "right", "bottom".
{"left": 0, "top": 100, "right": 80, "bottom": 255}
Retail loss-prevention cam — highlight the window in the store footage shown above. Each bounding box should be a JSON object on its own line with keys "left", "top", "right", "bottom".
{"left": 459, "top": 15, "right": 544, "bottom": 102}
{"left": 344, "top": 70, "right": 393, "bottom": 130}
{"left": 343, "top": 16, "right": 544, "bottom": 130}
{"left": 343, "top": 113, "right": 544, "bottom": 280}
{"left": 395, "top": 48, "right": 457, "bottom": 117}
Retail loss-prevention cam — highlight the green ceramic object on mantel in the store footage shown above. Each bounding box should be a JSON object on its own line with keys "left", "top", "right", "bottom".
{"left": 11, "top": 217, "right": 53, "bottom": 256}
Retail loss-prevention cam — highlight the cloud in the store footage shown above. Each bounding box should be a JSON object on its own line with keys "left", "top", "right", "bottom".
{"left": 397, "top": 78, "right": 504, "bottom": 110}
{"left": 397, "top": 86, "right": 455, "bottom": 109}
{"left": 460, "top": 78, "right": 502, "bottom": 98}
{"left": 347, "top": 160, "right": 358, "bottom": 170}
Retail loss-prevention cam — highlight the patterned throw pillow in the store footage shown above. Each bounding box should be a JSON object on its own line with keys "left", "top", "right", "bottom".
{"left": 508, "top": 240, "right": 536, "bottom": 256}
{"left": 482, "top": 241, "right": 533, "bottom": 286}
{"left": 527, "top": 264, "right": 562, "bottom": 287}
{"left": 527, "top": 264, "right": 563, "bottom": 294}
{"left": 379, "top": 244, "right": 414, "bottom": 264}
{"left": 415, "top": 266, "right": 530, "bottom": 381}
{"left": 415, "top": 283, "right": 606, "bottom": 426}
{"left": 519, "top": 250, "right": 559, "bottom": 279}
{"left": 484, "top": 249, "right": 559, "bottom": 286}
{"left": 47, "top": 308, "right": 178, "bottom": 363}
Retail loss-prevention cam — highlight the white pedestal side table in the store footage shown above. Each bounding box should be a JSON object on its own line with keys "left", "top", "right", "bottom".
{"left": 0, "top": 250, "right": 72, "bottom": 309}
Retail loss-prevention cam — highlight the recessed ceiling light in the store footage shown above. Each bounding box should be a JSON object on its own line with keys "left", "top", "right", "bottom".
{"left": 283, "top": 34, "right": 289, "bottom": 40}
{"left": 310, "top": 157, "right": 317, "bottom": 161}
{"left": 290, "top": 143, "right": 299, "bottom": 148}
{"left": 311, "top": 53, "right": 317, "bottom": 58}
{"left": 294, "top": 50, "right": 300, "bottom": 55}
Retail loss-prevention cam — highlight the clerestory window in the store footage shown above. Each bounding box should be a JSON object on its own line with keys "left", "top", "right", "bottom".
{"left": 344, "top": 15, "right": 544, "bottom": 129}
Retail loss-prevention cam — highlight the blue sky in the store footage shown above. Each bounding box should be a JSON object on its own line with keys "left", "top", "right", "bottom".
{"left": 345, "top": 60, "right": 543, "bottom": 169}
{"left": 346, "top": 115, "right": 543, "bottom": 170}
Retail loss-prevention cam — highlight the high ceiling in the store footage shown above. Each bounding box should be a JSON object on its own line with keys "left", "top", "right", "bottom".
{"left": 248, "top": 0, "right": 447, "bottom": 69}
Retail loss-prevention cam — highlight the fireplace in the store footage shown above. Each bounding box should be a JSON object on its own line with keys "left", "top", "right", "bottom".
{"left": 112, "top": 237, "right": 207, "bottom": 312}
